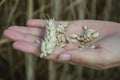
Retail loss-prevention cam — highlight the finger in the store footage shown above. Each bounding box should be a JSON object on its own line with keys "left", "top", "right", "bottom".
{"left": 44, "top": 46, "right": 66, "bottom": 62}
{"left": 13, "top": 41, "right": 40, "bottom": 56}
{"left": 27, "top": 19, "right": 46, "bottom": 28}
{"left": 8, "top": 26, "right": 44, "bottom": 37}
{"left": 4, "top": 29, "right": 40, "bottom": 43}
{"left": 27, "top": 19, "right": 66, "bottom": 28}
{"left": 58, "top": 49, "right": 107, "bottom": 66}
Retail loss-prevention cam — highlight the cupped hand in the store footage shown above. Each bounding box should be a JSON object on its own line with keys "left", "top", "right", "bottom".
{"left": 3, "top": 19, "right": 120, "bottom": 70}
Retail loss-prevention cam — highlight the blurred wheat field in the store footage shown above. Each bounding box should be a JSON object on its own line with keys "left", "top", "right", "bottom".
{"left": 0, "top": 0, "right": 120, "bottom": 80}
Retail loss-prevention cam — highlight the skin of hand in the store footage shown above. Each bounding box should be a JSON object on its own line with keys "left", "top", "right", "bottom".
{"left": 3, "top": 19, "right": 120, "bottom": 70}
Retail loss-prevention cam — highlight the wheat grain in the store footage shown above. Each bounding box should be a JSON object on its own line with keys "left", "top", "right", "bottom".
{"left": 87, "top": 29, "right": 96, "bottom": 33}
{"left": 34, "top": 40, "right": 41, "bottom": 44}
{"left": 83, "top": 25, "right": 88, "bottom": 31}
{"left": 92, "top": 32, "right": 99, "bottom": 38}
{"left": 69, "top": 33, "right": 79, "bottom": 38}
{"left": 90, "top": 45, "right": 96, "bottom": 49}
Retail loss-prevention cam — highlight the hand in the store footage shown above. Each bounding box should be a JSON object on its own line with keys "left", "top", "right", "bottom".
{"left": 3, "top": 19, "right": 120, "bottom": 70}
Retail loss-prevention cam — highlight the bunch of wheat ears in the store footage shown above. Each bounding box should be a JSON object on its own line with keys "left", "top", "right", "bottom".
{"left": 38, "top": 19, "right": 100, "bottom": 58}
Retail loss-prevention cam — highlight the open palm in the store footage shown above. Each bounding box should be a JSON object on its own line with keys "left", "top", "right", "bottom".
{"left": 4, "top": 19, "right": 120, "bottom": 70}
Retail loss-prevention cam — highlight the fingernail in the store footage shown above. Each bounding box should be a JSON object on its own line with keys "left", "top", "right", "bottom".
{"left": 58, "top": 54, "right": 71, "bottom": 61}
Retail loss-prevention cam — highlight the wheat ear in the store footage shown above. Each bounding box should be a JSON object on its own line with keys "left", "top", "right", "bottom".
{"left": 40, "top": 19, "right": 57, "bottom": 58}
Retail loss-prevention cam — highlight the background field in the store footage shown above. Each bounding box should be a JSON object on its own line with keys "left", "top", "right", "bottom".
{"left": 0, "top": 0, "right": 120, "bottom": 80}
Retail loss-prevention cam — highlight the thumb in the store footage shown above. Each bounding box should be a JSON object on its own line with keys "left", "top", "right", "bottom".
{"left": 58, "top": 49, "right": 105, "bottom": 65}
